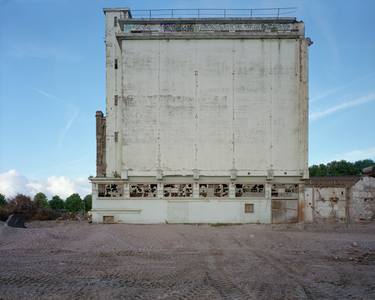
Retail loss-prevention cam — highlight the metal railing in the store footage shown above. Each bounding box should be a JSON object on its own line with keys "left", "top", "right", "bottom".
{"left": 130, "top": 8, "right": 297, "bottom": 19}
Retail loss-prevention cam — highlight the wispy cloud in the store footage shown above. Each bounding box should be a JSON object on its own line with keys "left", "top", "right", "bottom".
{"left": 337, "top": 147, "right": 375, "bottom": 162}
{"left": 57, "top": 106, "right": 79, "bottom": 149}
{"left": 33, "top": 88, "right": 80, "bottom": 149}
{"left": 310, "top": 93, "right": 375, "bottom": 121}
{"left": 33, "top": 88, "right": 61, "bottom": 101}
{"left": 7, "top": 42, "right": 81, "bottom": 62}
{"left": 310, "top": 73, "right": 375, "bottom": 103}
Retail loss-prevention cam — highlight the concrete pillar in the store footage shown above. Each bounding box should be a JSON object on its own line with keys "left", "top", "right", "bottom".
{"left": 298, "top": 183, "right": 305, "bottom": 222}
{"left": 193, "top": 182, "right": 200, "bottom": 198}
{"left": 157, "top": 182, "right": 164, "bottom": 198}
{"left": 123, "top": 182, "right": 130, "bottom": 198}
{"left": 229, "top": 182, "right": 236, "bottom": 198}
{"left": 92, "top": 182, "right": 98, "bottom": 209}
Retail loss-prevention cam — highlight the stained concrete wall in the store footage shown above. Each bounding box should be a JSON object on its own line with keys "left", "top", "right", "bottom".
{"left": 304, "top": 187, "right": 347, "bottom": 223}
{"left": 121, "top": 38, "right": 307, "bottom": 177}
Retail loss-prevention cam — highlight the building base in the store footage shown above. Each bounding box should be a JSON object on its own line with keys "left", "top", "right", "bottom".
{"left": 91, "top": 199, "right": 272, "bottom": 224}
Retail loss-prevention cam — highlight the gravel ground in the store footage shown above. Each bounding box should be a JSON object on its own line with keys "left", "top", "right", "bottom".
{"left": 0, "top": 221, "right": 375, "bottom": 299}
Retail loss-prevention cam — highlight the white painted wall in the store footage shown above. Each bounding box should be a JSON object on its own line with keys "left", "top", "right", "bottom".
{"left": 92, "top": 198, "right": 271, "bottom": 224}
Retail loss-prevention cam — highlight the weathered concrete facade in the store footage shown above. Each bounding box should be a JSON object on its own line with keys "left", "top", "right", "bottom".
{"left": 90, "top": 8, "right": 311, "bottom": 224}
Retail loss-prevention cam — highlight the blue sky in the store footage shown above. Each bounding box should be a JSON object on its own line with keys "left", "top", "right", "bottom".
{"left": 0, "top": 0, "right": 374, "bottom": 197}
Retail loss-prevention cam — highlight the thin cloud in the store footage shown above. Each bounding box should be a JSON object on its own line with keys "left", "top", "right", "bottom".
{"left": 8, "top": 42, "right": 81, "bottom": 62}
{"left": 310, "top": 93, "right": 375, "bottom": 121}
{"left": 33, "top": 88, "right": 62, "bottom": 103}
{"left": 337, "top": 147, "right": 375, "bottom": 162}
{"left": 33, "top": 88, "right": 80, "bottom": 149}
{"left": 317, "top": 147, "right": 375, "bottom": 164}
{"left": 57, "top": 106, "right": 80, "bottom": 149}
{"left": 310, "top": 73, "right": 375, "bottom": 103}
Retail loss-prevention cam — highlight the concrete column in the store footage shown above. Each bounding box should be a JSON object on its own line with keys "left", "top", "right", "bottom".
{"left": 229, "top": 182, "right": 236, "bottom": 198}
{"left": 157, "top": 182, "right": 164, "bottom": 198}
{"left": 123, "top": 182, "right": 130, "bottom": 198}
{"left": 298, "top": 183, "right": 305, "bottom": 223}
{"left": 265, "top": 182, "right": 272, "bottom": 199}
{"left": 92, "top": 182, "right": 98, "bottom": 209}
{"left": 193, "top": 182, "right": 199, "bottom": 198}
{"left": 265, "top": 182, "right": 273, "bottom": 223}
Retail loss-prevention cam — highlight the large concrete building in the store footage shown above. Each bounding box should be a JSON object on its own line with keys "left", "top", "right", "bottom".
{"left": 90, "top": 8, "right": 312, "bottom": 224}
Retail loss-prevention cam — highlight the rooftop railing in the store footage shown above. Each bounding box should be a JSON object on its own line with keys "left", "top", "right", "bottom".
{"left": 130, "top": 8, "right": 297, "bottom": 19}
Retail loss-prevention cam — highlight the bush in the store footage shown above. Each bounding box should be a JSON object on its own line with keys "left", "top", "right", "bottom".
{"left": 0, "top": 193, "right": 6, "bottom": 207}
{"left": 4, "top": 194, "right": 60, "bottom": 221}
{"left": 65, "top": 193, "right": 83, "bottom": 213}
{"left": 0, "top": 207, "right": 10, "bottom": 222}
{"left": 33, "top": 208, "right": 60, "bottom": 221}
{"left": 7, "top": 194, "right": 37, "bottom": 220}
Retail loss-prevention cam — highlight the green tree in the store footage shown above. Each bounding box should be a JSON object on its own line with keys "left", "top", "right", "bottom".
{"left": 355, "top": 159, "right": 375, "bottom": 173}
{"left": 326, "top": 160, "right": 357, "bottom": 176}
{"left": 309, "top": 159, "right": 375, "bottom": 176}
{"left": 83, "top": 194, "right": 92, "bottom": 212}
{"left": 309, "top": 164, "right": 328, "bottom": 176}
{"left": 49, "top": 195, "right": 65, "bottom": 210}
{"left": 65, "top": 193, "right": 83, "bottom": 213}
{"left": 0, "top": 193, "right": 6, "bottom": 207}
{"left": 33, "top": 192, "right": 49, "bottom": 208}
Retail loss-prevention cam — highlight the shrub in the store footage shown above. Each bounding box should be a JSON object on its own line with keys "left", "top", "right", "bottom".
{"left": 0, "top": 207, "right": 9, "bottom": 222}
{"left": 33, "top": 208, "right": 60, "bottom": 221}
{"left": 7, "top": 194, "right": 37, "bottom": 220}
{"left": 0, "top": 193, "right": 6, "bottom": 207}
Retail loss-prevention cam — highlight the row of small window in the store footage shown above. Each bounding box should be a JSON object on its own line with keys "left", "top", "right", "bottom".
{"left": 97, "top": 183, "right": 298, "bottom": 198}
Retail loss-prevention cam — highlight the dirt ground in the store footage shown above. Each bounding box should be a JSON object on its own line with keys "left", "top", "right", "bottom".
{"left": 0, "top": 221, "right": 375, "bottom": 300}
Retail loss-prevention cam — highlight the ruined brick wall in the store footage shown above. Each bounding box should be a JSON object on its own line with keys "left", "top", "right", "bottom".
{"left": 96, "top": 111, "right": 106, "bottom": 177}
{"left": 349, "top": 177, "right": 375, "bottom": 222}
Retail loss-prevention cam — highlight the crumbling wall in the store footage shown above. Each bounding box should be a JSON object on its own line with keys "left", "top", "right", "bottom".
{"left": 96, "top": 111, "right": 106, "bottom": 177}
{"left": 308, "top": 187, "right": 347, "bottom": 223}
{"left": 350, "top": 177, "right": 375, "bottom": 222}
